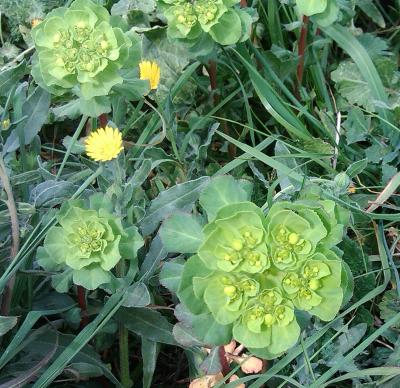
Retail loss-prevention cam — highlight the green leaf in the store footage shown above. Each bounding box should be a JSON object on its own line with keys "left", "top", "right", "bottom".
{"left": 379, "top": 290, "right": 400, "bottom": 328}
{"left": 111, "top": 0, "right": 156, "bottom": 15}
{"left": 0, "top": 60, "right": 26, "bottom": 96}
{"left": 209, "top": 9, "right": 242, "bottom": 45}
{"left": 140, "top": 177, "right": 210, "bottom": 235}
{"left": 4, "top": 86, "right": 51, "bottom": 153}
{"left": 173, "top": 322, "right": 203, "bottom": 347}
{"left": 331, "top": 61, "right": 374, "bottom": 111}
{"left": 346, "top": 158, "right": 368, "bottom": 178}
{"left": 312, "top": 0, "right": 339, "bottom": 27}
{"left": 0, "top": 316, "right": 18, "bottom": 336}
{"left": 357, "top": 0, "right": 385, "bottom": 28}
{"left": 177, "top": 256, "right": 210, "bottom": 315}
{"left": 122, "top": 283, "right": 151, "bottom": 308}
{"left": 141, "top": 338, "right": 159, "bottom": 388}
{"left": 192, "top": 312, "right": 233, "bottom": 346}
{"left": 199, "top": 175, "right": 250, "bottom": 222}
{"left": 116, "top": 308, "right": 177, "bottom": 345}
{"left": 160, "top": 213, "right": 204, "bottom": 253}
{"left": 72, "top": 266, "right": 112, "bottom": 290}
{"left": 296, "top": 0, "right": 327, "bottom": 16}
{"left": 200, "top": 347, "right": 222, "bottom": 374}
{"left": 78, "top": 96, "right": 112, "bottom": 117}
{"left": 159, "top": 259, "right": 185, "bottom": 294}
{"left": 322, "top": 24, "right": 390, "bottom": 121}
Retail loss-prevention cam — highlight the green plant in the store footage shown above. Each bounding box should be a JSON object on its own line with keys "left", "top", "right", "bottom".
{"left": 296, "top": 0, "right": 339, "bottom": 27}
{"left": 160, "top": 176, "right": 352, "bottom": 358}
{"left": 37, "top": 193, "right": 143, "bottom": 290}
{"left": 31, "top": 0, "right": 142, "bottom": 115}
{"left": 157, "top": 0, "right": 254, "bottom": 48}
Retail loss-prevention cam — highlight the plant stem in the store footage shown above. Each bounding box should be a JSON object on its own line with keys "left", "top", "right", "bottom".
{"left": 119, "top": 325, "right": 131, "bottom": 387}
{"left": 218, "top": 346, "right": 230, "bottom": 376}
{"left": 240, "top": 0, "right": 247, "bottom": 7}
{"left": 117, "top": 260, "right": 131, "bottom": 387}
{"left": 77, "top": 285, "right": 89, "bottom": 328}
{"left": 0, "top": 155, "right": 20, "bottom": 316}
{"left": 98, "top": 113, "right": 108, "bottom": 128}
{"left": 296, "top": 15, "right": 310, "bottom": 96}
{"left": 56, "top": 115, "right": 88, "bottom": 180}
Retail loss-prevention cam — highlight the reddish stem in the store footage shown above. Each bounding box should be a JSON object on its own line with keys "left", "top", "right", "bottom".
{"left": 98, "top": 113, "right": 108, "bottom": 129}
{"left": 296, "top": 15, "right": 309, "bottom": 94}
{"left": 240, "top": 0, "right": 247, "bottom": 7}
{"left": 218, "top": 346, "right": 230, "bottom": 376}
{"left": 208, "top": 60, "right": 219, "bottom": 105}
{"left": 77, "top": 285, "right": 89, "bottom": 328}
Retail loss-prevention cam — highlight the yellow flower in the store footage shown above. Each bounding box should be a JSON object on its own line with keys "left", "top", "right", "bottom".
{"left": 1, "top": 119, "right": 10, "bottom": 130}
{"left": 85, "top": 126, "right": 123, "bottom": 162}
{"left": 139, "top": 60, "right": 160, "bottom": 90}
{"left": 31, "top": 18, "right": 42, "bottom": 28}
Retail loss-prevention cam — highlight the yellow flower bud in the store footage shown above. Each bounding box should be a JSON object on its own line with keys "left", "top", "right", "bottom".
{"left": 231, "top": 239, "right": 243, "bottom": 251}
{"left": 264, "top": 313, "right": 275, "bottom": 326}
{"left": 288, "top": 233, "right": 299, "bottom": 245}
{"left": 308, "top": 279, "right": 320, "bottom": 291}
{"left": 224, "top": 285, "right": 237, "bottom": 297}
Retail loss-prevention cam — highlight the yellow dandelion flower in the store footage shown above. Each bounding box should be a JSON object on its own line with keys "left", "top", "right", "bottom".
{"left": 85, "top": 126, "right": 123, "bottom": 162}
{"left": 139, "top": 60, "right": 160, "bottom": 90}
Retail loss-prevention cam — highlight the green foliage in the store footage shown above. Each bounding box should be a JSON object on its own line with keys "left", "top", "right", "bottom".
{"left": 31, "top": 0, "right": 143, "bottom": 116}
{"left": 1, "top": 0, "right": 399, "bottom": 386}
{"left": 157, "top": 0, "right": 255, "bottom": 50}
{"left": 37, "top": 194, "right": 143, "bottom": 290}
{"left": 161, "top": 176, "right": 352, "bottom": 358}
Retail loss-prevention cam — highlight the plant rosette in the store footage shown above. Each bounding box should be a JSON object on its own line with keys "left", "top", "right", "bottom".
{"left": 31, "top": 0, "right": 144, "bottom": 116}
{"left": 158, "top": 0, "right": 255, "bottom": 49}
{"left": 37, "top": 193, "right": 143, "bottom": 291}
{"left": 160, "top": 176, "right": 352, "bottom": 358}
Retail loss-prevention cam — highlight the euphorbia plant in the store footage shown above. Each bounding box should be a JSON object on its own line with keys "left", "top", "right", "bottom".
{"left": 37, "top": 193, "right": 143, "bottom": 291}
{"left": 157, "top": 0, "right": 254, "bottom": 49}
{"left": 31, "top": 0, "right": 143, "bottom": 115}
{"left": 160, "top": 175, "right": 353, "bottom": 358}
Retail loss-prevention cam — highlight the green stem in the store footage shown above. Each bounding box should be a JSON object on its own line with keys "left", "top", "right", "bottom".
{"left": 117, "top": 259, "right": 131, "bottom": 387}
{"left": 0, "top": 154, "right": 20, "bottom": 317}
{"left": 119, "top": 325, "right": 131, "bottom": 387}
{"left": 56, "top": 115, "right": 88, "bottom": 180}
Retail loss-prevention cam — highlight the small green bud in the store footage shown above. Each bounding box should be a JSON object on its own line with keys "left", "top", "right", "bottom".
{"left": 231, "top": 239, "right": 243, "bottom": 251}
{"left": 264, "top": 313, "right": 275, "bottom": 326}
{"left": 224, "top": 285, "right": 237, "bottom": 297}
{"left": 308, "top": 278, "right": 320, "bottom": 291}
{"left": 288, "top": 233, "right": 299, "bottom": 245}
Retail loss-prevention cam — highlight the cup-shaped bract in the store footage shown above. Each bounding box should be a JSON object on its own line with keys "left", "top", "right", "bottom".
{"left": 232, "top": 288, "right": 300, "bottom": 354}
{"left": 282, "top": 252, "right": 343, "bottom": 321}
{"left": 265, "top": 200, "right": 349, "bottom": 271}
{"left": 199, "top": 207, "right": 270, "bottom": 274}
{"left": 31, "top": 0, "right": 140, "bottom": 101}
{"left": 37, "top": 196, "right": 143, "bottom": 291}
{"left": 158, "top": 0, "right": 252, "bottom": 47}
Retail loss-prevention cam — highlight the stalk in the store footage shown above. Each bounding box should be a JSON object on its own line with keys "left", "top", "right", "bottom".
{"left": 296, "top": 15, "right": 310, "bottom": 96}
{"left": 0, "top": 155, "right": 20, "bottom": 316}
{"left": 117, "top": 259, "right": 131, "bottom": 387}
{"left": 56, "top": 115, "right": 88, "bottom": 180}
{"left": 77, "top": 286, "right": 89, "bottom": 328}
